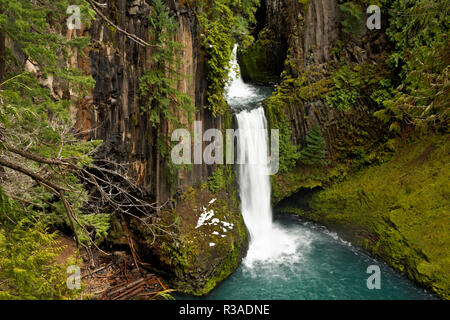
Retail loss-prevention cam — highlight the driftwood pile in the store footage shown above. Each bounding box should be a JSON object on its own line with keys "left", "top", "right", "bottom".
{"left": 82, "top": 252, "right": 172, "bottom": 300}
{"left": 101, "top": 276, "right": 168, "bottom": 300}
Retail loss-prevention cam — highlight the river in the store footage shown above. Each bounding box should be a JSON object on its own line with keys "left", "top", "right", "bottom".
{"left": 178, "top": 44, "right": 435, "bottom": 300}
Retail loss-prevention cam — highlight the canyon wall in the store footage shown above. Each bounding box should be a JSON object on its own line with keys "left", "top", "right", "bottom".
{"left": 244, "top": 0, "right": 389, "bottom": 161}
{"left": 73, "top": 0, "right": 223, "bottom": 205}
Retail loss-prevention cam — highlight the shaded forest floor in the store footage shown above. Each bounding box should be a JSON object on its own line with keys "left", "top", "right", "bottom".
{"left": 55, "top": 236, "right": 172, "bottom": 300}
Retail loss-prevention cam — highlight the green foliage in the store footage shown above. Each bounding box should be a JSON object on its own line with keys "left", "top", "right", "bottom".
{"left": 298, "top": 125, "right": 327, "bottom": 166}
{"left": 0, "top": 209, "right": 79, "bottom": 299}
{"left": 338, "top": 2, "right": 363, "bottom": 37}
{"left": 77, "top": 213, "right": 110, "bottom": 245}
{"left": 325, "top": 63, "right": 389, "bottom": 113}
{"left": 207, "top": 167, "right": 226, "bottom": 193}
{"left": 139, "top": 0, "right": 195, "bottom": 127}
{"left": 265, "top": 95, "right": 301, "bottom": 173}
{"left": 206, "top": 164, "right": 236, "bottom": 195}
{"left": 0, "top": 0, "right": 94, "bottom": 79}
{"left": 325, "top": 65, "right": 360, "bottom": 111}
{"left": 377, "top": 0, "right": 450, "bottom": 131}
{"left": 197, "top": 0, "right": 235, "bottom": 116}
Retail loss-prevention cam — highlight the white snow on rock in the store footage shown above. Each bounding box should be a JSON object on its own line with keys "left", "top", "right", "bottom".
{"left": 221, "top": 221, "right": 234, "bottom": 229}
{"left": 195, "top": 208, "right": 215, "bottom": 229}
{"left": 194, "top": 201, "right": 234, "bottom": 233}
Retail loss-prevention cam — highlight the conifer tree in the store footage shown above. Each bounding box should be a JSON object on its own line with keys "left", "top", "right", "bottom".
{"left": 298, "top": 125, "right": 327, "bottom": 166}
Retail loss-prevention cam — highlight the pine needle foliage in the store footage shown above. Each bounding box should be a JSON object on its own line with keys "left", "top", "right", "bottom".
{"left": 0, "top": 188, "right": 80, "bottom": 300}
{"left": 298, "top": 125, "right": 327, "bottom": 166}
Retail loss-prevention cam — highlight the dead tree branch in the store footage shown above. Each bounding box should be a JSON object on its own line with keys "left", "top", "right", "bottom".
{"left": 87, "top": 0, "right": 160, "bottom": 48}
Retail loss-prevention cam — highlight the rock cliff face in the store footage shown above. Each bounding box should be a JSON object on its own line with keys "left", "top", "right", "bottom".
{"left": 74, "top": 0, "right": 224, "bottom": 204}
{"left": 243, "top": 0, "right": 388, "bottom": 161}
{"left": 265, "top": 0, "right": 339, "bottom": 68}
{"left": 69, "top": 0, "right": 246, "bottom": 295}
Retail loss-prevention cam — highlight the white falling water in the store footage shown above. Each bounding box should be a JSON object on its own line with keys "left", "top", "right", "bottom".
{"left": 225, "top": 45, "right": 259, "bottom": 108}
{"left": 235, "top": 107, "right": 272, "bottom": 238}
{"left": 226, "top": 44, "right": 304, "bottom": 267}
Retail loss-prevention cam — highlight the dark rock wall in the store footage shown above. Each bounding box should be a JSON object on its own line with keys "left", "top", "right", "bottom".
{"left": 264, "top": 0, "right": 387, "bottom": 161}
{"left": 74, "top": 0, "right": 223, "bottom": 204}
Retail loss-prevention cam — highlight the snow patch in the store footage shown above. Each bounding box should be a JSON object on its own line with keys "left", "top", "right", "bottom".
{"left": 195, "top": 208, "right": 215, "bottom": 229}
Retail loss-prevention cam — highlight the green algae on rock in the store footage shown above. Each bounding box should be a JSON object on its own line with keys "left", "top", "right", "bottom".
{"left": 292, "top": 134, "right": 450, "bottom": 299}
{"left": 238, "top": 38, "right": 284, "bottom": 84}
{"left": 129, "top": 185, "right": 248, "bottom": 296}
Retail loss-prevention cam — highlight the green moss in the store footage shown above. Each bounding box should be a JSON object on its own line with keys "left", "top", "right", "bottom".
{"left": 133, "top": 184, "right": 248, "bottom": 296}
{"left": 303, "top": 134, "right": 450, "bottom": 299}
{"left": 238, "top": 38, "right": 282, "bottom": 84}
{"left": 271, "top": 163, "right": 350, "bottom": 205}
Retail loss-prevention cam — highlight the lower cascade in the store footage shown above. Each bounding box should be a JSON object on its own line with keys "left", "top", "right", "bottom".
{"left": 227, "top": 44, "right": 309, "bottom": 266}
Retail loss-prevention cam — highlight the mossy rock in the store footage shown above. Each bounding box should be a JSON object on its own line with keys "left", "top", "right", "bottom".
{"left": 129, "top": 185, "right": 248, "bottom": 296}
{"left": 301, "top": 134, "right": 450, "bottom": 299}
{"left": 238, "top": 38, "right": 284, "bottom": 84}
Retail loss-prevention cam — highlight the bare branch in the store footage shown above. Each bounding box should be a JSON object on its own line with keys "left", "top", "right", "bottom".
{"left": 87, "top": 0, "right": 161, "bottom": 48}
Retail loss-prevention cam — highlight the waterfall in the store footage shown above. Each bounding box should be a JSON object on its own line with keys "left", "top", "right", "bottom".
{"left": 226, "top": 44, "right": 301, "bottom": 267}
{"left": 235, "top": 107, "right": 273, "bottom": 239}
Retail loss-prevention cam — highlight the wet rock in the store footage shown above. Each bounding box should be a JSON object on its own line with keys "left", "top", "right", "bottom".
{"left": 129, "top": 186, "right": 248, "bottom": 296}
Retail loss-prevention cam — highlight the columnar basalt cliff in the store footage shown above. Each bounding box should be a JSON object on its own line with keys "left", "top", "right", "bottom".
{"left": 74, "top": 0, "right": 224, "bottom": 204}
{"left": 69, "top": 0, "right": 246, "bottom": 295}
{"left": 242, "top": 0, "right": 389, "bottom": 161}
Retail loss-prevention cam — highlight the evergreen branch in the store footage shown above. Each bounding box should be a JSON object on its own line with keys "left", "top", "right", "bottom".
{"left": 0, "top": 156, "right": 69, "bottom": 192}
